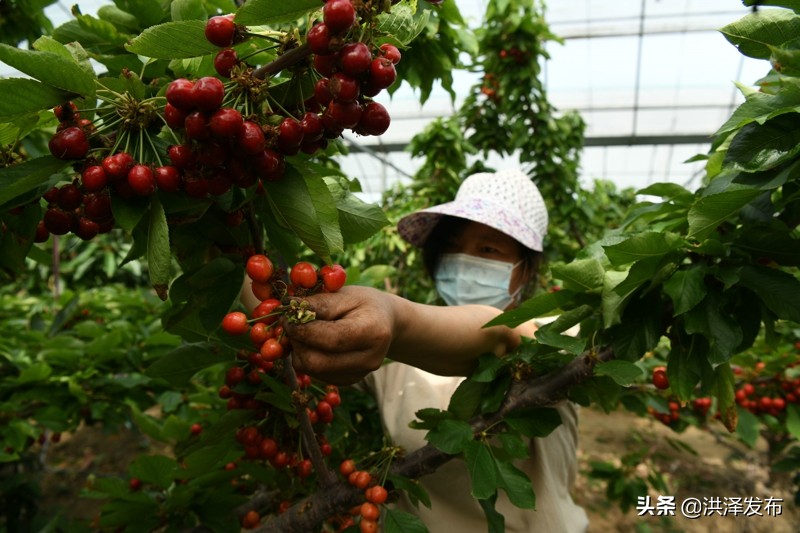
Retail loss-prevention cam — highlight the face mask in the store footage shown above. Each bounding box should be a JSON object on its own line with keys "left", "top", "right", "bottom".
{"left": 434, "top": 253, "right": 522, "bottom": 309}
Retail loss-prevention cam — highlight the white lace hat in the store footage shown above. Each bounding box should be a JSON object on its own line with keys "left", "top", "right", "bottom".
{"left": 397, "top": 168, "right": 549, "bottom": 252}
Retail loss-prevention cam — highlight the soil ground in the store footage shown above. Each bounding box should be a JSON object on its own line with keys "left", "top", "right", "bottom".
{"left": 36, "top": 407, "right": 800, "bottom": 531}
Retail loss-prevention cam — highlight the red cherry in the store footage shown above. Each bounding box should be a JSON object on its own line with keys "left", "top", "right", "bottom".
{"left": 74, "top": 217, "right": 99, "bottom": 241}
{"left": 246, "top": 254, "right": 274, "bottom": 282}
{"left": 54, "top": 101, "right": 79, "bottom": 122}
{"left": 290, "top": 261, "right": 318, "bottom": 289}
{"left": 102, "top": 152, "right": 134, "bottom": 181}
{"left": 366, "top": 485, "right": 388, "bottom": 504}
{"left": 154, "top": 165, "right": 182, "bottom": 193}
{"left": 164, "top": 102, "right": 187, "bottom": 130}
{"left": 34, "top": 221, "right": 49, "bottom": 243}
{"left": 214, "top": 48, "right": 239, "bottom": 78}
{"left": 314, "top": 78, "right": 333, "bottom": 106}
{"left": 369, "top": 57, "right": 397, "bottom": 89}
{"left": 324, "top": 100, "right": 362, "bottom": 129}
{"left": 329, "top": 72, "right": 360, "bottom": 102}
{"left": 184, "top": 111, "right": 210, "bottom": 141}
{"left": 313, "top": 53, "right": 338, "bottom": 77}
{"left": 252, "top": 298, "right": 281, "bottom": 325}
{"left": 167, "top": 144, "right": 196, "bottom": 169}
{"left": 251, "top": 279, "right": 273, "bottom": 301}
{"left": 652, "top": 368, "right": 669, "bottom": 390}
{"left": 277, "top": 117, "right": 304, "bottom": 152}
{"left": 323, "top": 0, "right": 356, "bottom": 35}
{"left": 192, "top": 76, "right": 225, "bottom": 112}
{"left": 316, "top": 399, "right": 334, "bottom": 423}
{"left": 360, "top": 502, "right": 380, "bottom": 521}
{"left": 299, "top": 112, "right": 324, "bottom": 142}
{"left": 43, "top": 208, "right": 73, "bottom": 235}
{"left": 249, "top": 148, "right": 284, "bottom": 182}
{"left": 225, "top": 365, "right": 245, "bottom": 387}
{"left": 320, "top": 263, "right": 347, "bottom": 292}
{"left": 83, "top": 192, "right": 112, "bottom": 222}
{"left": 379, "top": 43, "right": 401, "bottom": 64}
{"left": 259, "top": 437, "right": 278, "bottom": 459}
{"left": 260, "top": 338, "right": 284, "bottom": 362}
{"left": 356, "top": 101, "right": 390, "bottom": 136}
{"left": 129, "top": 478, "right": 142, "bottom": 491}
{"left": 205, "top": 15, "right": 236, "bottom": 48}
{"left": 237, "top": 120, "right": 266, "bottom": 155}
{"left": 57, "top": 183, "right": 84, "bottom": 211}
{"left": 222, "top": 311, "right": 249, "bottom": 336}
{"left": 209, "top": 107, "right": 244, "bottom": 138}
{"left": 307, "top": 23, "right": 333, "bottom": 55}
{"left": 190, "top": 423, "right": 203, "bottom": 435}
{"left": 127, "top": 164, "right": 156, "bottom": 196}
{"left": 166, "top": 78, "right": 195, "bottom": 110}
{"left": 338, "top": 42, "right": 371, "bottom": 76}
{"left": 340, "top": 458, "right": 356, "bottom": 477}
{"left": 49, "top": 126, "right": 90, "bottom": 160}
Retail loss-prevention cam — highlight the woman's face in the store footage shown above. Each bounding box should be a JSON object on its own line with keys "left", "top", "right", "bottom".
{"left": 442, "top": 220, "right": 527, "bottom": 300}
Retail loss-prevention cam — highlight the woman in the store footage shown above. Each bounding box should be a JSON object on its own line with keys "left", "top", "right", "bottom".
{"left": 286, "top": 169, "right": 588, "bottom": 532}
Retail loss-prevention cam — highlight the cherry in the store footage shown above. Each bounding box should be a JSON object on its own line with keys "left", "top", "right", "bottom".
{"left": 320, "top": 263, "right": 347, "bottom": 291}
{"left": 324, "top": 100, "right": 363, "bottom": 129}
{"left": 360, "top": 519, "right": 378, "bottom": 533}
{"left": 369, "top": 57, "right": 397, "bottom": 89}
{"left": 209, "top": 107, "right": 244, "bottom": 138}
{"left": 54, "top": 101, "right": 79, "bottom": 122}
{"left": 241, "top": 510, "right": 260, "bottom": 529}
{"left": 222, "top": 311, "right": 249, "bottom": 336}
{"left": 338, "top": 42, "right": 372, "bottom": 76}
{"left": 313, "top": 53, "right": 338, "bottom": 77}
{"left": 323, "top": 0, "right": 356, "bottom": 35}
{"left": 324, "top": 389, "right": 342, "bottom": 407}
{"left": 192, "top": 76, "right": 225, "bottom": 112}
{"left": 154, "top": 165, "right": 182, "bottom": 193}
{"left": 205, "top": 15, "right": 236, "bottom": 48}
{"left": 246, "top": 254, "right": 274, "bottom": 283}
{"left": 307, "top": 23, "right": 333, "bottom": 55}
{"left": 83, "top": 193, "right": 112, "bottom": 222}
{"left": 260, "top": 338, "right": 284, "bottom": 362}
{"left": 127, "top": 164, "right": 156, "bottom": 196}
{"left": 250, "top": 279, "right": 273, "bottom": 301}
{"left": 249, "top": 148, "right": 284, "bottom": 182}
{"left": 314, "top": 78, "right": 333, "bottom": 106}
{"left": 225, "top": 365, "right": 246, "bottom": 387}
{"left": 34, "top": 221, "right": 49, "bottom": 243}
{"left": 329, "top": 72, "right": 360, "bottom": 102}
{"left": 652, "top": 367, "right": 669, "bottom": 390}
{"left": 167, "top": 144, "right": 196, "bottom": 169}
{"left": 129, "top": 478, "right": 142, "bottom": 491}
{"left": 49, "top": 126, "right": 90, "bottom": 160}
{"left": 380, "top": 43, "right": 401, "bottom": 64}
{"left": 340, "top": 458, "right": 356, "bottom": 477}
{"left": 184, "top": 111, "right": 210, "bottom": 141}
{"left": 43, "top": 207, "right": 73, "bottom": 235}
{"left": 290, "top": 261, "right": 318, "bottom": 289}
{"left": 316, "top": 399, "right": 334, "bottom": 423}
{"left": 190, "top": 423, "right": 203, "bottom": 436}
{"left": 253, "top": 298, "right": 281, "bottom": 325}
{"left": 352, "top": 470, "right": 371, "bottom": 489}
{"left": 237, "top": 120, "right": 266, "bottom": 155}
{"left": 74, "top": 217, "right": 99, "bottom": 240}
{"left": 296, "top": 458, "right": 313, "bottom": 478}
{"left": 360, "top": 502, "right": 380, "bottom": 521}
{"left": 43, "top": 186, "right": 60, "bottom": 204}
{"left": 102, "top": 152, "right": 134, "bottom": 181}
{"left": 57, "top": 183, "right": 84, "bottom": 211}
{"left": 259, "top": 437, "right": 278, "bottom": 458}
{"left": 214, "top": 48, "right": 239, "bottom": 78}
{"left": 164, "top": 103, "right": 187, "bottom": 130}
{"left": 356, "top": 102, "right": 390, "bottom": 136}
{"left": 366, "top": 485, "right": 388, "bottom": 504}
{"left": 277, "top": 117, "right": 304, "bottom": 151}
{"left": 299, "top": 112, "right": 324, "bottom": 142}
{"left": 166, "top": 78, "right": 195, "bottom": 111}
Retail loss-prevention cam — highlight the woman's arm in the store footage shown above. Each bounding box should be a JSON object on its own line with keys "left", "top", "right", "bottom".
{"left": 282, "top": 285, "right": 536, "bottom": 385}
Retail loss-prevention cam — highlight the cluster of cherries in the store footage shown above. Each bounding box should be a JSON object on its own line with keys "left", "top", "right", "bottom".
{"left": 36, "top": 1, "right": 400, "bottom": 244}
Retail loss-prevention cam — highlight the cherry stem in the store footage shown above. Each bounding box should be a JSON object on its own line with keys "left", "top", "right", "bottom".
{"left": 252, "top": 42, "right": 311, "bottom": 80}
{"left": 282, "top": 354, "right": 338, "bottom": 488}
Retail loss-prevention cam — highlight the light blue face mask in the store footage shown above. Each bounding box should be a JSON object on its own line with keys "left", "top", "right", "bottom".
{"left": 434, "top": 253, "right": 522, "bottom": 309}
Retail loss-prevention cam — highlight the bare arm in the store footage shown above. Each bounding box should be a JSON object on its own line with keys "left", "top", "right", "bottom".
{"left": 282, "top": 286, "right": 536, "bottom": 385}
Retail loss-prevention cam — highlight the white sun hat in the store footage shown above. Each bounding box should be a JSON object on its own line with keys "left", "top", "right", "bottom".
{"left": 397, "top": 168, "right": 549, "bottom": 252}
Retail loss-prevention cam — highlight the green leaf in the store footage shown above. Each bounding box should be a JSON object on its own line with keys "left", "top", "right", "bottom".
{"left": 0, "top": 156, "right": 69, "bottom": 207}
{"left": 0, "top": 79, "right": 72, "bottom": 120}
{"left": 144, "top": 197, "right": 171, "bottom": 297}
{"left": 735, "top": 227, "right": 800, "bottom": 266}
{"left": 666, "top": 336, "right": 703, "bottom": 400}
{"left": 786, "top": 404, "right": 800, "bottom": 439}
{"left": 494, "top": 459, "right": 536, "bottom": 509}
{"left": 550, "top": 258, "right": 605, "bottom": 292}
{"left": 635, "top": 182, "right": 694, "bottom": 204}
{"left": 386, "top": 474, "right": 432, "bottom": 509}
{"left": 448, "top": 378, "right": 486, "bottom": 419}
{"left": 0, "top": 43, "right": 95, "bottom": 97}
{"left": 123, "top": 0, "right": 167, "bottom": 27}
{"left": 52, "top": 16, "right": 131, "bottom": 49}
{"left": 323, "top": 176, "right": 389, "bottom": 243}
{"left": 425, "top": 419, "right": 473, "bottom": 454}
{"left": 720, "top": 10, "right": 800, "bottom": 59}
{"left": 714, "top": 363, "right": 737, "bottom": 433}
{"left": 603, "top": 232, "right": 682, "bottom": 266}
{"left": 129, "top": 455, "right": 177, "bottom": 489}
{"left": 687, "top": 189, "right": 762, "bottom": 241}
{"left": 683, "top": 291, "right": 742, "bottom": 367}
{"left": 18, "top": 362, "right": 52, "bottom": 383}
{"left": 484, "top": 288, "right": 576, "bottom": 328}
{"left": 739, "top": 265, "right": 800, "bottom": 322}
{"left": 126, "top": 20, "right": 220, "bottom": 59}
{"left": 171, "top": 0, "right": 208, "bottom": 22}
{"left": 504, "top": 407, "right": 562, "bottom": 438}
{"left": 595, "top": 360, "right": 644, "bottom": 386}
{"left": 662, "top": 266, "right": 707, "bottom": 316}
{"left": 97, "top": 5, "right": 141, "bottom": 32}
{"left": 264, "top": 167, "right": 343, "bottom": 262}
{"left": 464, "top": 440, "right": 497, "bottom": 500}
{"left": 725, "top": 114, "right": 800, "bottom": 172}
{"left": 735, "top": 406, "right": 761, "bottom": 447}
{"left": 477, "top": 495, "right": 505, "bottom": 533}
{"left": 715, "top": 82, "right": 800, "bottom": 136}
{"left": 377, "top": 4, "right": 430, "bottom": 46}
{"left": 146, "top": 342, "right": 230, "bottom": 386}
{"left": 234, "top": 0, "right": 321, "bottom": 26}
{"left": 383, "top": 508, "right": 430, "bottom": 533}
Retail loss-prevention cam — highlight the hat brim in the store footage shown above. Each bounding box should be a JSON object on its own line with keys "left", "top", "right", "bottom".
{"left": 397, "top": 196, "right": 544, "bottom": 252}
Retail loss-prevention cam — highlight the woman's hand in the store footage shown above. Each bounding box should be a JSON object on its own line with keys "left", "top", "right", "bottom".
{"left": 282, "top": 286, "right": 535, "bottom": 385}
{"left": 282, "top": 286, "right": 398, "bottom": 385}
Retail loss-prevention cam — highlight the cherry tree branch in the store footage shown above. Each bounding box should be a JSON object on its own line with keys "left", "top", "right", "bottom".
{"left": 248, "top": 346, "right": 615, "bottom": 532}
